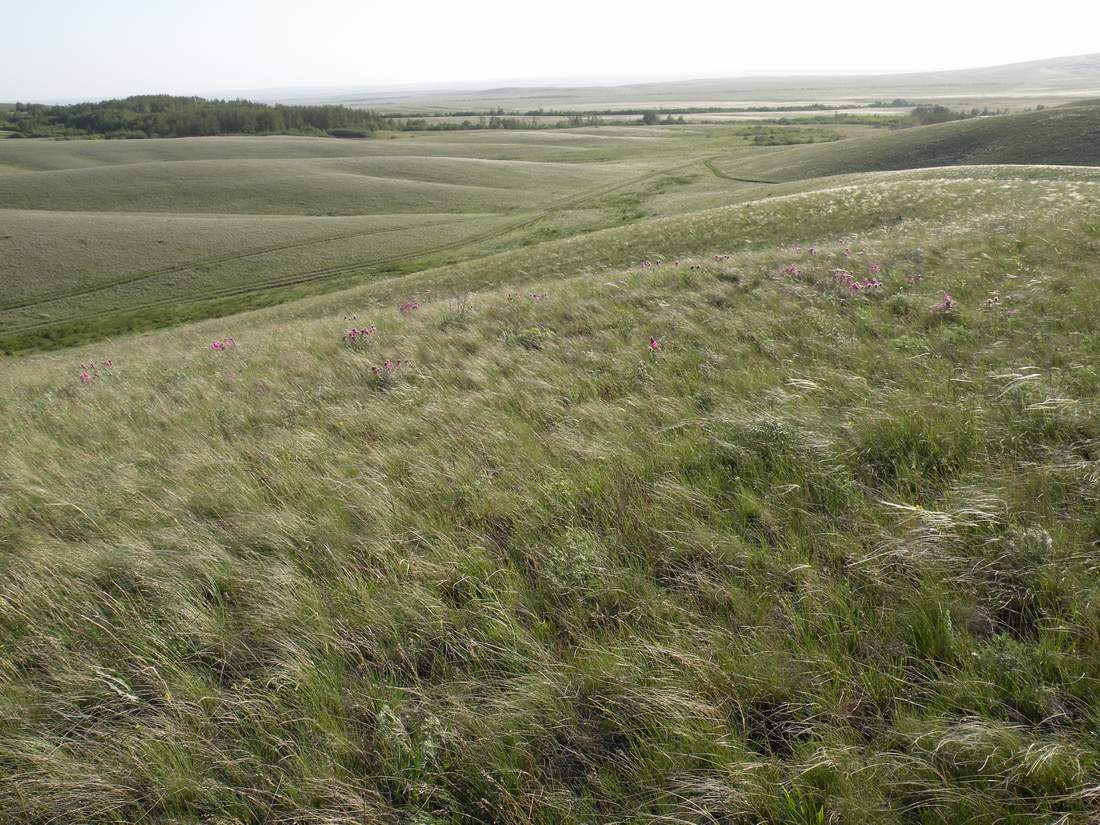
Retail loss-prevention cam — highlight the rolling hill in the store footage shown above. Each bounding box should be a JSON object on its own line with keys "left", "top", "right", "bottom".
{"left": 713, "top": 100, "right": 1100, "bottom": 181}
{"left": 2, "top": 76, "right": 1100, "bottom": 824}
{"left": 0, "top": 125, "right": 830, "bottom": 352}
{"left": 2, "top": 159, "right": 1099, "bottom": 824}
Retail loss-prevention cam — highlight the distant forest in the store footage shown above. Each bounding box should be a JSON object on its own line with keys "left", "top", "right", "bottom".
{"left": 0, "top": 95, "right": 610, "bottom": 138}
{"left": 0, "top": 96, "right": 390, "bottom": 139}
{"left": 0, "top": 95, "right": 1006, "bottom": 141}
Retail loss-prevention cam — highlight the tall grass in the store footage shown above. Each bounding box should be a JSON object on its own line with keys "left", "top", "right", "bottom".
{"left": 1, "top": 173, "right": 1099, "bottom": 823}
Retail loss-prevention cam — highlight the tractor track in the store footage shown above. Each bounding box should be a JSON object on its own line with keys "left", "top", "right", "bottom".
{"left": 0, "top": 215, "right": 475, "bottom": 313}
{"left": 703, "top": 158, "right": 781, "bottom": 185}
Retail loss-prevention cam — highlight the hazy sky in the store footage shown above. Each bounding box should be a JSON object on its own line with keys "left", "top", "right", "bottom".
{"left": 6, "top": 0, "right": 1100, "bottom": 100}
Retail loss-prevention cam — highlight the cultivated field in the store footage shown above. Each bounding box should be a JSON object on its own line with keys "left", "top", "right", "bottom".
{"left": 2, "top": 85, "right": 1100, "bottom": 824}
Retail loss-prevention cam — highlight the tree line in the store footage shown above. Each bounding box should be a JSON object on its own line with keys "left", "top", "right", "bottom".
{"left": 909, "top": 105, "right": 1006, "bottom": 126}
{"left": 0, "top": 96, "right": 613, "bottom": 139}
{"left": 397, "top": 113, "right": 606, "bottom": 131}
{"left": 2, "top": 94, "right": 1000, "bottom": 141}
{"left": 1, "top": 96, "right": 390, "bottom": 139}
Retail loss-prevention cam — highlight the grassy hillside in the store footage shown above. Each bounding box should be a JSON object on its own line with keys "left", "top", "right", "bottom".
{"left": 0, "top": 133, "right": 636, "bottom": 173}
{"left": 1, "top": 103, "right": 1095, "bottom": 352}
{"left": 2, "top": 164, "right": 1100, "bottom": 823}
{"left": 714, "top": 101, "right": 1100, "bottom": 182}
{"left": 0, "top": 126, "right": 839, "bottom": 353}
{"left": 0, "top": 157, "right": 629, "bottom": 215}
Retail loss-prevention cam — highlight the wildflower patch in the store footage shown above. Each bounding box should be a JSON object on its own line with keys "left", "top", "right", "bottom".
{"left": 78, "top": 360, "right": 113, "bottom": 385}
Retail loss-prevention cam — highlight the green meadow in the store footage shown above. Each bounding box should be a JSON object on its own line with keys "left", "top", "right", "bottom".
{"left": 7, "top": 104, "right": 1097, "bottom": 353}
{"left": 0, "top": 125, "right": 839, "bottom": 351}
{"left": 2, "top": 97, "right": 1100, "bottom": 824}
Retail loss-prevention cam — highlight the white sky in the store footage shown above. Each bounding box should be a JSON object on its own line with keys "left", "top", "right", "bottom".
{"left": 6, "top": 0, "right": 1100, "bottom": 101}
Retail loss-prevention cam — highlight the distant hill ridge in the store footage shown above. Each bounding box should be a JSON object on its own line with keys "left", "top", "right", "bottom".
{"left": 303, "top": 53, "right": 1100, "bottom": 110}
{"left": 719, "top": 100, "right": 1100, "bottom": 182}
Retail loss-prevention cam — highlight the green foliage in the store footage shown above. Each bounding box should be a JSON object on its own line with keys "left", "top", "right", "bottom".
{"left": 854, "top": 409, "right": 978, "bottom": 497}
{"left": 504, "top": 325, "right": 555, "bottom": 350}
{"left": 6, "top": 95, "right": 389, "bottom": 138}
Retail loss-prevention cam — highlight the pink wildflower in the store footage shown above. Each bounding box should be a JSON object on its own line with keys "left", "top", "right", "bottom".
{"left": 929, "top": 292, "right": 955, "bottom": 314}
{"left": 372, "top": 359, "right": 403, "bottom": 376}
{"left": 344, "top": 324, "right": 377, "bottom": 344}
{"left": 399, "top": 300, "right": 421, "bottom": 313}
{"left": 648, "top": 337, "right": 662, "bottom": 352}
{"left": 833, "top": 269, "right": 857, "bottom": 289}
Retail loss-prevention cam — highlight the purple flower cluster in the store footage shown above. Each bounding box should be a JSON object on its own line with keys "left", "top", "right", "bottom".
{"left": 78, "top": 360, "right": 113, "bottom": 385}
{"left": 850, "top": 278, "right": 883, "bottom": 294}
{"left": 370, "top": 359, "right": 403, "bottom": 376}
{"left": 343, "top": 324, "right": 377, "bottom": 345}
{"left": 210, "top": 337, "right": 237, "bottom": 351}
{"left": 832, "top": 269, "right": 882, "bottom": 294}
{"left": 930, "top": 292, "right": 955, "bottom": 314}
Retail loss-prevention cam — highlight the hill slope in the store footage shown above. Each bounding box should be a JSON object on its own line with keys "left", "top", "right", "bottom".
{"left": 2, "top": 165, "right": 1099, "bottom": 824}
{"left": 0, "top": 125, "right": 826, "bottom": 353}
{"left": 715, "top": 100, "right": 1100, "bottom": 181}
